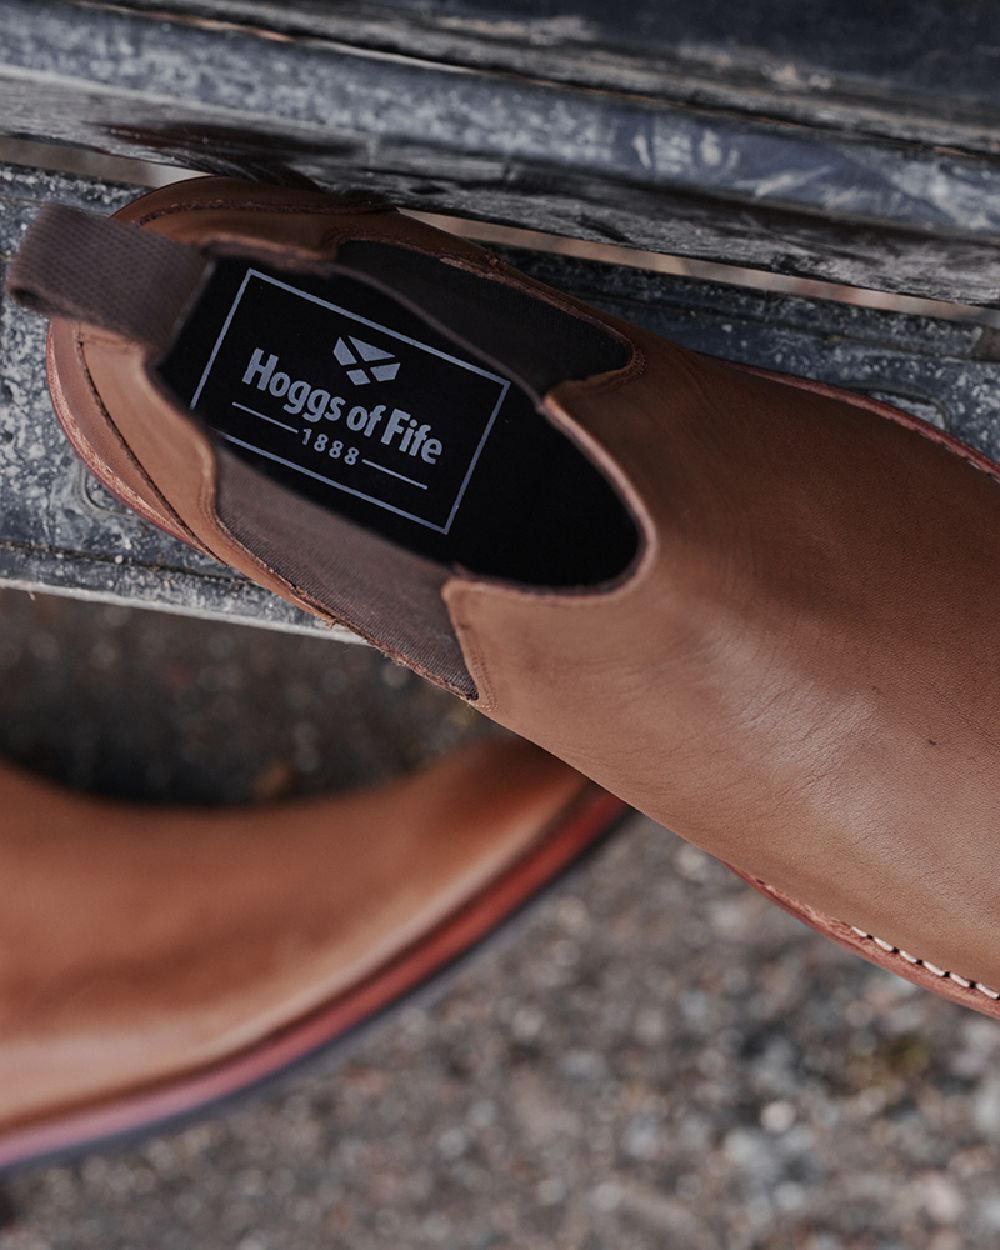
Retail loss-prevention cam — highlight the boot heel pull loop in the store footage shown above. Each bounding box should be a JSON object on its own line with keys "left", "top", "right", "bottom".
{"left": 6, "top": 204, "right": 213, "bottom": 354}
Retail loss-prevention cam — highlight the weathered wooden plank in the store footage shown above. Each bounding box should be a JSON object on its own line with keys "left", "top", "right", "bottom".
{"left": 2, "top": 163, "right": 999, "bottom": 625}
{"left": 108, "top": 0, "right": 1000, "bottom": 153}
{"left": 5, "top": 1, "right": 1000, "bottom": 302}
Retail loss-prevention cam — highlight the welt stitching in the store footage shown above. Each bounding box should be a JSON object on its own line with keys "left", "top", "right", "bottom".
{"left": 847, "top": 924, "right": 1000, "bottom": 1000}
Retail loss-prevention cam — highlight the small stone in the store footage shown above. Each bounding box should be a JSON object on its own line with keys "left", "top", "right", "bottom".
{"left": 536, "top": 1177, "right": 566, "bottom": 1205}
{"left": 437, "top": 1128, "right": 467, "bottom": 1160}
{"left": 974, "top": 1075, "right": 1000, "bottom": 1137}
{"left": 760, "top": 1100, "right": 796, "bottom": 1133}
{"left": 918, "top": 1173, "right": 963, "bottom": 1225}
{"left": 591, "top": 1181, "right": 623, "bottom": 1212}
{"left": 634, "top": 1005, "right": 667, "bottom": 1045}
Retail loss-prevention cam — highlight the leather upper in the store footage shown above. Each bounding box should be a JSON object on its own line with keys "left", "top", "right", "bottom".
{"left": 0, "top": 738, "right": 584, "bottom": 1133}
{"left": 447, "top": 326, "right": 1000, "bottom": 992}
{"left": 34, "top": 177, "right": 1000, "bottom": 1001}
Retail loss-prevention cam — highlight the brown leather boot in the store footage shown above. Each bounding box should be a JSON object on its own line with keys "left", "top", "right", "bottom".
{"left": 9, "top": 178, "right": 1000, "bottom": 1017}
{"left": 0, "top": 738, "right": 622, "bottom": 1169}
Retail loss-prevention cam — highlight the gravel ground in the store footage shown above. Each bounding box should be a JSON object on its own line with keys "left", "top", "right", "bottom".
{"left": 1, "top": 590, "right": 999, "bottom": 1250}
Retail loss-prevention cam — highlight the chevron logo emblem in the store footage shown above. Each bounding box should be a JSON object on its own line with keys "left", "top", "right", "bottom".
{"left": 333, "top": 335, "right": 401, "bottom": 386}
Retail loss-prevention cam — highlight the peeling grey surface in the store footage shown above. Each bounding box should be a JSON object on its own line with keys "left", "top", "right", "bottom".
{"left": 105, "top": 0, "right": 1000, "bottom": 153}
{"left": 3, "top": 162, "right": 1000, "bottom": 619}
{"left": 6, "top": 3, "right": 1000, "bottom": 299}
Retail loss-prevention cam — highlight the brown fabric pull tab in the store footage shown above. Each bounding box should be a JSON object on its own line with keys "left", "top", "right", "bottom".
{"left": 6, "top": 204, "right": 213, "bottom": 354}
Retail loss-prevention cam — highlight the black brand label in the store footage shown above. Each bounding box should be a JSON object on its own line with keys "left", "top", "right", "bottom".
{"left": 190, "top": 269, "right": 510, "bottom": 533}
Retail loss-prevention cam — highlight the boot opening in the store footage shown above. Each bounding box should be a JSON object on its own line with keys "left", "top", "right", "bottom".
{"left": 160, "top": 246, "right": 639, "bottom": 590}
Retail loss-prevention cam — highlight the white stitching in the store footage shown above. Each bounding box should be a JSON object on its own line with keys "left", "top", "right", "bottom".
{"left": 846, "top": 926, "right": 1000, "bottom": 1000}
